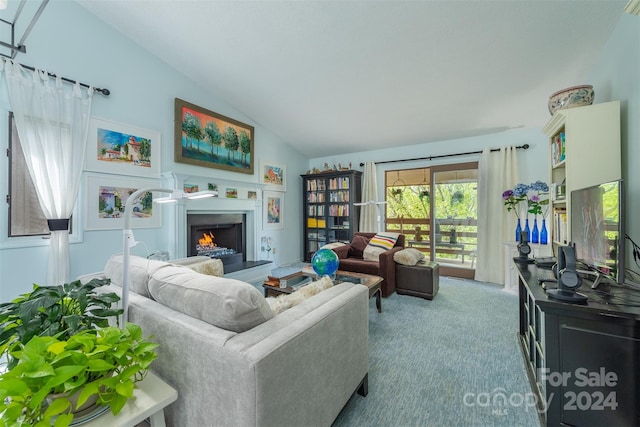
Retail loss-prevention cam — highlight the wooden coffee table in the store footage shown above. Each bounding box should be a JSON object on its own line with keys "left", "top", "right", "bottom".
{"left": 263, "top": 266, "right": 383, "bottom": 313}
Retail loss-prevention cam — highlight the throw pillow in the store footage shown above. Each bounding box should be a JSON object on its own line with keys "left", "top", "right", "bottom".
{"left": 393, "top": 248, "right": 426, "bottom": 266}
{"left": 348, "top": 234, "right": 371, "bottom": 259}
{"left": 363, "top": 232, "right": 400, "bottom": 261}
{"left": 267, "top": 276, "right": 334, "bottom": 314}
{"left": 148, "top": 265, "right": 274, "bottom": 333}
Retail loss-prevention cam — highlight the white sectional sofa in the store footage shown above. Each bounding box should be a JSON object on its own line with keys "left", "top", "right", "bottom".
{"left": 82, "top": 255, "right": 369, "bottom": 427}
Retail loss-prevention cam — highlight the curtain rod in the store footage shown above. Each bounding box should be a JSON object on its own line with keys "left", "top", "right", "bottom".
{"left": 359, "top": 143, "right": 529, "bottom": 167}
{"left": 6, "top": 61, "right": 111, "bottom": 96}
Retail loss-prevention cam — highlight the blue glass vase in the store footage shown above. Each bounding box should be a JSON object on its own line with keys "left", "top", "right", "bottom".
{"left": 532, "top": 218, "right": 539, "bottom": 244}
{"left": 540, "top": 219, "right": 548, "bottom": 245}
{"left": 515, "top": 218, "right": 522, "bottom": 242}
{"left": 524, "top": 218, "right": 531, "bottom": 242}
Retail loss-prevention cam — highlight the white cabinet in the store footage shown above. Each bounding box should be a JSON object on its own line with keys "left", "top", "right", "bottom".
{"left": 503, "top": 242, "right": 552, "bottom": 292}
{"left": 542, "top": 101, "right": 621, "bottom": 248}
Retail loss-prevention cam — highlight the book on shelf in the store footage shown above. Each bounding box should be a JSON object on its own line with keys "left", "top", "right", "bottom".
{"left": 553, "top": 208, "right": 568, "bottom": 244}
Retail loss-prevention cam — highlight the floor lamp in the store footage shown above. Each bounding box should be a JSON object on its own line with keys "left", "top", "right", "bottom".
{"left": 354, "top": 200, "right": 387, "bottom": 232}
{"left": 121, "top": 187, "right": 217, "bottom": 325}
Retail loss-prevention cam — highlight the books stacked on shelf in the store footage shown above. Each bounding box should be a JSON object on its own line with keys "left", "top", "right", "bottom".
{"left": 329, "top": 204, "right": 349, "bottom": 216}
{"left": 306, "top": 179, "right": 326, "bottom": 191}
{"left": 329, "top": 177, "right": 350, "bottom": 190}
{"left": 308, "top": 205, "right": 325, "bottom": 216}
{"left": 551, "top": 131, "right": 566, "bottom": 165}
{"left": 329, "top": 190, "right": 349, "bottom": 202}
{"left": 307, "top": 218, "right": 326, "bottom": 228}
{"left": 307, "top": 192, "right": 325, "bottom": 203}
{"left": 553, "top": 208, "right": 568, "bottom": 244}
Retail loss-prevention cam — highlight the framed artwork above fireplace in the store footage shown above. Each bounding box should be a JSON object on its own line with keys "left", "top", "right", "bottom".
{"left": 263, "top": 191, "right": 284, "bottom": 230}
{"left": 174, "top": 98, "right": 254, "bottom": 175}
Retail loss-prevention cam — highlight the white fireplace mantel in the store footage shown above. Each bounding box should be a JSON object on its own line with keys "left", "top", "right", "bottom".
{"left": 161, "top": 172, "right": 265, "bottom": 266}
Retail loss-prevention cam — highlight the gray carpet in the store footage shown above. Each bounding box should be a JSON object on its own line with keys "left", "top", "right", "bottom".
{"left": 332, "top": 277, "right": 540, "bottom": 427}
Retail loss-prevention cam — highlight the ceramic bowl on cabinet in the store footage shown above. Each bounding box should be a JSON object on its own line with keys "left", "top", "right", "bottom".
{"left": 548, "top": 85, "right": 594, "bottom": 115}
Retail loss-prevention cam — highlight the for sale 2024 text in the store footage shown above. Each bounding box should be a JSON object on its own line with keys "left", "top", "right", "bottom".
{"left": 540, "top": 367, "right": 619, "bottom": 411}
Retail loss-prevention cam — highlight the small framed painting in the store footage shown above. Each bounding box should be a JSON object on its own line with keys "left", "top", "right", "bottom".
{"left": 226, "top": 188, "right": 238, "bottom": 198}
{"left": 184, "top": 184, "right": 199, "bottom": 193}
{"left": 264, "top": 191, "right": 284, "bottom": 230}
{"left": 260, "top": 160, "right": 286, "bottom": 192}
{"left": 84, "top": 117, "right": 161, "bottom": 178}
{"left": 85, "top": 174, "right": 162, "bottom": 230}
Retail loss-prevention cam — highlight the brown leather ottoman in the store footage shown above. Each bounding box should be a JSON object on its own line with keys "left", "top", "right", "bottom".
{"left": 395, "top": 261, "right": 439, "bottom": 300}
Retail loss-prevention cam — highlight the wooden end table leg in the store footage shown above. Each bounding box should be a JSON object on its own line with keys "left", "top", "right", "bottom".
{"left": 375, "top": 289, "right": 382, "bottom": 313}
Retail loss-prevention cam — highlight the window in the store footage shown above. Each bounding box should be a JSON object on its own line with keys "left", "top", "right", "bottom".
{"left": 385, "top": 163, "right": 478, "bottom": 273}
{"left": 7, "top": 112, "right": 50, "bottom": 237}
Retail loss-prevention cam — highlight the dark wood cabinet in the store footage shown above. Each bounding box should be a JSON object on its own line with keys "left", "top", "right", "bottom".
{"left": 301, "top": 170, "right": 361, "bottom": 262}
{"left": 516, "top": 262, "right": 640, "bottom": 426}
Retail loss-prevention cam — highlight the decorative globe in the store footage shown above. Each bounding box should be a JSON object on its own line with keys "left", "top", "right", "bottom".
{"left": 311, "top": 249, "right": 339, "bottom": 277}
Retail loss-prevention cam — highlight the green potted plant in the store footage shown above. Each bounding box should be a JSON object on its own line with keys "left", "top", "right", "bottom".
{"left": 0, "top": 323, "right": 158, "bottom": 426}
{"left": 0, "top": 278, "right": 158, "bottom": 426}
{"left": 0, "top": 278, "right": 120, "bottom": 369}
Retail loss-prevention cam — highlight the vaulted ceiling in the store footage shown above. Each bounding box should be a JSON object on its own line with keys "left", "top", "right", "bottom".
{"left": 76, "top": 0, "right": 627, "bottom": 158}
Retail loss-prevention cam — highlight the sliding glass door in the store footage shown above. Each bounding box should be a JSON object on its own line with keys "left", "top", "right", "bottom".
{"left": 385, "top": 162, "right": 478, "bottom": 279}
{"left": 431, "top": 163, "right": 478, "bottom": 278}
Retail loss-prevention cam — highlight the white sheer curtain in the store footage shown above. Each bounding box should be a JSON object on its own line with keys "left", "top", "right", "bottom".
{"left": 0, "top": 59, "right": 93, "bottom": 285}
{"left": 475, "top": 146, "right": 518, "bottom": 284}
{"left": 359, "top": 161, "right": 380, "bottom": 232}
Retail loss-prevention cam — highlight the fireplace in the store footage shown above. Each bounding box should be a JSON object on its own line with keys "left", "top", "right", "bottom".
{"left": 187, "top": 213, "right": 246, "bottom": 269}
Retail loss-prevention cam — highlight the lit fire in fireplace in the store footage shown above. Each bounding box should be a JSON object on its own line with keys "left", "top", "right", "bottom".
{"left": 195, "top": 230, "right": 237, "bottom": 258}
{"left": 198, "top": 232, "right": 217, "bottom": 250}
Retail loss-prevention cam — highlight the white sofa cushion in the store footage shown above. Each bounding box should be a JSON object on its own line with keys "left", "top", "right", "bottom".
{"left": 104, "top": 254, "right": 168, "bottom": 298}
{"left": 147, "top": 265, "right": 274, "bottom": 333}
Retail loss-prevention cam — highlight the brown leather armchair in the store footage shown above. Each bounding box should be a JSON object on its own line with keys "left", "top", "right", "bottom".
{"left": 333, "top": 232, "right": 405, "bottom": 297}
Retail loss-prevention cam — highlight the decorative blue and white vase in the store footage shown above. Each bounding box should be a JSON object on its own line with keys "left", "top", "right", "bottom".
{"left": 540, "top": 219, "right": 548, "bottom": 245}
{"left": 532, "top": 218, "right": 539, "bottom": 244}
{"left": 515, "top": 218, "right": 522, "bottom": 242}
{"left": 524, "top": 218, "right": 531, "bottom": 242}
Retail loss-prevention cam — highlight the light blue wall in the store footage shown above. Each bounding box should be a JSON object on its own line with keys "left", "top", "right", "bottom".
{"left": 310, "top": 127, "right": 550, "bottom": 202}
{"left": 0, "top": 1, "right": 306, "bottom": 299}
{"left": 588, "top": 14, "right": 640, "bottom": 268}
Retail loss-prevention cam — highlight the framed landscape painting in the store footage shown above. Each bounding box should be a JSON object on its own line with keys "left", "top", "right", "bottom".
{"left": 84, "top": 117, "right": 161, "bottom": 178}
{"left": 174, "top": 98, "right": 254, "bottom": 174}
{"left": 260, "top": 160, "right": 286, "bottom": 192}
{"left": 85, "top": 174, "right": 162, "bottom": 230}
{"left": 263, "top": 191, "right": 284, "bottom": 230}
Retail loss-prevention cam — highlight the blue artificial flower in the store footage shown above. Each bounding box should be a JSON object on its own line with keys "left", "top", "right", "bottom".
{"left": 529, "top": 180, "right": 549, "bottom": 193}
{"left": 513, "top": 183, "right": 529, "bottom": 197}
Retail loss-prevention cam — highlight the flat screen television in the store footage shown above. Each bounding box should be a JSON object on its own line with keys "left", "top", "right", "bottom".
{"left": 570, "top": 179, "right": 624, "bottom": 285}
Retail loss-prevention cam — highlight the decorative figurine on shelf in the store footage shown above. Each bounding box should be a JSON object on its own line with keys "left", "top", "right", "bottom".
{"left": 414, "top": 226, "right": 423, "bottom": 242}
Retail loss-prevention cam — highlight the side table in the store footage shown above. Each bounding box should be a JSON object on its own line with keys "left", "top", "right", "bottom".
{"left": 78, "top": 372, "right": 177, "bottom": 427}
